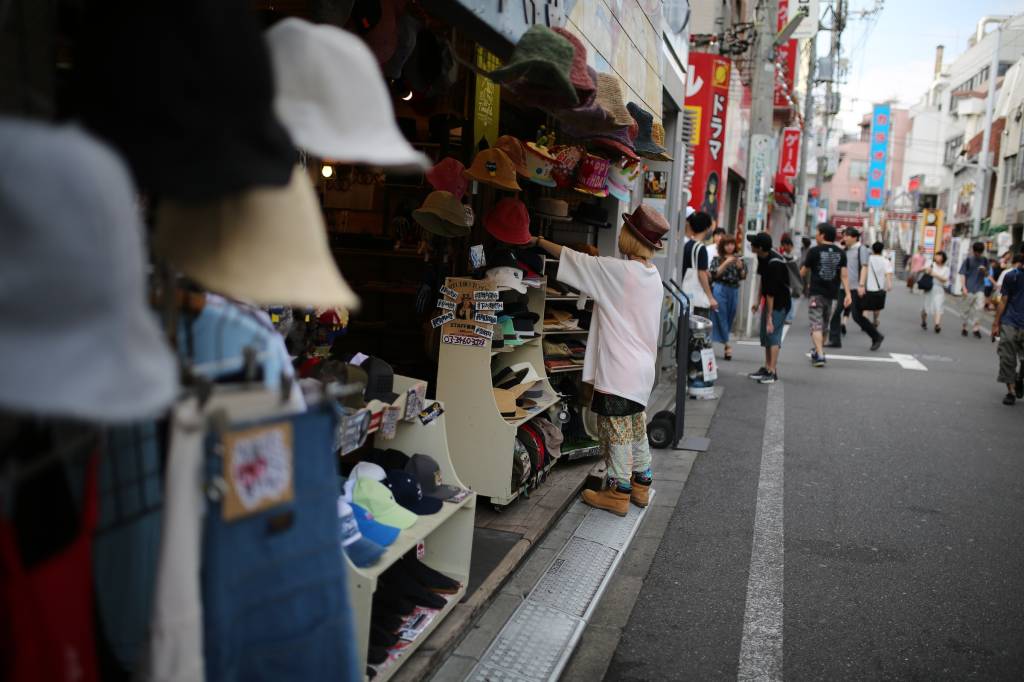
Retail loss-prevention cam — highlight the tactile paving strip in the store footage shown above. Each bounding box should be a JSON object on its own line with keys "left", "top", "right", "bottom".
{"left": 530, "top": 538, "right": 617, "bottom": 617}
{"left": 466, "top": 601, "right": 584, "bottom": 682}
{"left": 572, "top": 498, "right": 647, "bottom": 550}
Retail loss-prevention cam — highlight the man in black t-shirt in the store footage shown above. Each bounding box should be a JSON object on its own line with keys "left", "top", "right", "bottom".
{"left": 747, "top": 232, "right": 791, "bottom": 384}
{"left": 681, "top": 211, "right": 719, "bottom": 317}
{"left": 800, "top": 222, "right": 852, "bottom": 366}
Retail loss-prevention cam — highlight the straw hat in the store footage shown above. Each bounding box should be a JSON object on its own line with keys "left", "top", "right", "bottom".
{"left": 535, "top": 198, "right": 571, "bottom": 221}
{"left": 594, "top": 73, "right": 634, "bottom": 127}
{"left": 495, "top": 136, "right": 530, "bottom": 177}
{"left": 267, "top": 18, "right": 429, "bottom": 170}
{"left": 651, "top": 122, "right": 674, "bottom": 161}
{"left": 487, "top": 25, "right": 578, "bottom": 107}
{"left": 493, "top": 388, "right": 528, "bottom": 421}
{"left": 574, "top": 153, "right": 610, "bottom": 197}
{"left": 155, "top": 165, "right": 358, "bottom": 308}
{"left": 413, "top": 191, "right": 472, "bottom": 238}
{"left": 464, "top": 148, "right": 521, "bottom": 191}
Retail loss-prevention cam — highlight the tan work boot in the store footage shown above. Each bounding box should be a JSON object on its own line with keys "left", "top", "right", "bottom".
{"left": 629, "top": 479, "right": 651, "bottom": 508}
{"left": 581, "top": 486, "right": 630, "bottom": 517}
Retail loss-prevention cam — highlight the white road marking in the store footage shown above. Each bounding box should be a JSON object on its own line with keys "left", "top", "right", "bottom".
{"left": 890, "top": 353, "right": 929, "bottom": 371}
{"left": 801, "top": 352, "right": 929, "bottom": 371}
{"left": 738, "top": 382, "right": 785, "bottom": 681}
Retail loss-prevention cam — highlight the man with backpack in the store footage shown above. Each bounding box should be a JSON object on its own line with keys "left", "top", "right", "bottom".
{"left": 800, "top": 223, "right": 851, "bottom": 367}
{"left": 959, "top": 241, "right": 990, "bottom": 338}
{"left": 829, "top": 227, "right": 884, "bottom": 351}
{"left": 747, "top": 233, "right": 791, "bottom": 385}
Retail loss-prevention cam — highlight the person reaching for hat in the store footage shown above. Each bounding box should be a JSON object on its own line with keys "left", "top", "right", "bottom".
{"left": 528, "top": 205, "right": 667, "bottom": 517}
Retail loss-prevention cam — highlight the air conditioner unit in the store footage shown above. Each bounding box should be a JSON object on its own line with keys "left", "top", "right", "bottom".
{"left": 816, "top": 57, "right": 834, "bottom": 83}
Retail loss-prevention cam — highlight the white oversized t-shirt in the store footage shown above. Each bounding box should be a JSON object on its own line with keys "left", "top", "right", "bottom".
{"left": 556, "top": 248, "right": 663, "bottom": 406}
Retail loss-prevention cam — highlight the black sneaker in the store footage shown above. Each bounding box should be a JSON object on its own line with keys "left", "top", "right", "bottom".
{"left": 870, "top": 334, "right": 884, "bottom": 351}
{"left": 1004, "top": 392, "right": 1016, "bottom": 406}
{"left": 758, "top": 372, "right": 778, "bottom": 384}
{"left": 962, "top": 328, "right": 968, "bottom": 337}
{"left": 1016, "top": 378, "right": 1023, "bottom": 399}
{"left": 748, "top": 367, "right": 769, "bottom": 380}
{"left": 810, "top": 352, "right": 826, "bottom": 367}
{"left": 973, "top": 330, "right": 982, "bottom": 339}
{"left": 841, "top": 324, "right": 847, "bottom": 336}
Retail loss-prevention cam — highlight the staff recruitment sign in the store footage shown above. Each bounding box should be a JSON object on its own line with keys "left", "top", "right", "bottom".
{"left": 865, "top": 103, "right": 891, "bottom": 208}
{"left": 684, "top": 52, "right": 732, "bottom": 223}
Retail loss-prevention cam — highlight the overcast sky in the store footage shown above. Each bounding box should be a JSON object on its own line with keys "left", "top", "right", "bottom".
{"left": 832, "top": 0, "right": 1023, "bottom": 131}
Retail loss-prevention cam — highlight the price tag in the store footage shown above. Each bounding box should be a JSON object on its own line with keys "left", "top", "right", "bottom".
{"left": 431, "top": 312, "right": 456, "bottom": 328}
{"left": 416, "top": 541, "right": 426, "bottom": 560}
{"left": 379, "top": 405, "right": 401, "bottom": 440}
{"left": 439, "top": 285, "right": 459, "bottom": 299}
{"left": 441, "top": 334, "right": 486, "bottom": 347}
{"left": 220, "top": 422, "right": 294, "bottom": 522}
{"left": 700, "top": 348, "right": 718, "bottom": 382}
{"left": 473, "top": 313, "right": 498, "bottom": 325}
{"left": 436, "top": 298, "right": 456, "bottom": 311}
{"left": 474, "top": 301, "right": 504, "bottom": 311}
{"left": 418, "top": 401, "right": 445, "bottom": 425}
{"left": 474, "top": 325, "right": 494, "bottom": 339}
{"left": 403, "top": 385, "right": 423, "bottom": 421}
{"left": 473, "top": 290, "right": 500, "bottom": 301}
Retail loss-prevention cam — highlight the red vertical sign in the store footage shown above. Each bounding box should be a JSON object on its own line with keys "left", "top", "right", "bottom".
{"left": 774, "top": 0, "right": 796, "bottom": 109}
{"left": 777, "top": 127, "right": 801, "bottom": 180}
{"left": 684, "top": 52, "right": 732, "bottom": 223}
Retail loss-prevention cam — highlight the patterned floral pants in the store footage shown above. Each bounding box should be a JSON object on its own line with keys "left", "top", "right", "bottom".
{"left": 597, "top": 412, "right": 652, "bottom": 487}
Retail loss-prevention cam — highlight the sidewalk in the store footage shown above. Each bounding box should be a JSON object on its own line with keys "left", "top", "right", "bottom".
{"left": 426, "top": 385, "right": 724, "bottom": 681}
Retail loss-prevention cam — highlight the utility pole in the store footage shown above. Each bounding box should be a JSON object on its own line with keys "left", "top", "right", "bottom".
{"left": 813, "top": 0, "right": 845, "bottom": 213}
{"left": 972, "top": 22, "right": 1001, "bottom": 238}
{"left": 794, "top": 31, "right": 817, "bottom": 237}
{"left": 743, "top": 0, "right": 780, "bottom": 235}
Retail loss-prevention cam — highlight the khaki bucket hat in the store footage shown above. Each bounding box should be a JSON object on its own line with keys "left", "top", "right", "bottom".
{"left": 155, "top": 165, "right": 358, "bottom": 308}
{"left": 413, "top": 191, "right": 473, "bottom": 238}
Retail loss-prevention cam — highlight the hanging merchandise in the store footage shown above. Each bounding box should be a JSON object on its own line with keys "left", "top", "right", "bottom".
{"left": 592, "top": 73, "right": 634, "bottom": 127}
{"left": 77, "top": 0, "right": 295, "bottom": 201}
{"left": 382, "top": 12, "right": 421, "bottom": 79}
{"left": 155, "top": 166, "right": 358, "bottom": 309}
{"left": 574, "top": 153, "right": 611, "bottom": 197}
{"left": 412, "top": 191, "right": 473, "bottom": 238}
{"left": 535, "top": 198, "right": 572, "bottom": 222}
{"left": 348, "top": 0, "right": 400, "bottom": 64}
{"left": 403, "top": 26, "right": 458, "bottom": 98}
{"left": 266, "top": 17, "right": 429, "bottom": 170}
{"left": 464, "top": 148, "right": 521, "bottom": 191}
{"left": 494, "top": 135, "right": 531, "bottom": 178}
{"left": 587, "top": 125, "right": 641, "bottom": 161}
{"left": 0, "top": 118, "right": 177, "bottom": 423}
{"left": 523, "top": 142, "right": 558, "bottom": 187}
{"left": 554, "top": 66, "right": 617, "bottom": 134}
{"left": 487, "top": 25, "right": 579, "bottom": 108}
{"left": 550, "top": 27, "right": 597, "bottom": 102}
{"left": 607, "top": 158, "right": 641, "bottom": 203}
{"left": 484, "top": 198, "right": 532, "bottom": 245}
{"left": 550, "top": 145, "right": 585, "bottom": 190}
{"left": 650, "top": 122, "right": 674, "bottom": 161}
{"left": 627, "top": 102, "right": 670, "bottom": 160}
{"left": 426, "top": 157, "right": 469, "bottom": 200}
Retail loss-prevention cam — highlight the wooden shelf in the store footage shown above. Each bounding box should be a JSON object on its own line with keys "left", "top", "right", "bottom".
{"left": 543, "top": 329, "right": 589, "bottom": 335}
{"left": 502, "top": 394, "right": 561, "bottom": 427}
{"left": 546, "top": 365, "right": 584, "bottom": 374}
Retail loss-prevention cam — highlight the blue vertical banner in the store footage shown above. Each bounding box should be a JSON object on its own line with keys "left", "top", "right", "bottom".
{"left": 865, "top": 103, "right": 891, "bottom": 208}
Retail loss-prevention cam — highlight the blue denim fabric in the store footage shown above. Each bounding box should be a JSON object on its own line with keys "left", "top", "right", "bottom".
{"left": 710, "top": 283, "right": 740, "bottom": 344}
{"left": 202, "top": 405, "right": 359, "bottom": 682}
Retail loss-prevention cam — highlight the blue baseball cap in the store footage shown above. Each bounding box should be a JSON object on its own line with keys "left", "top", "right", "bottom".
{"left": 338, "top": 498, "right": 385, "bottom": 568}
{"left": 351, "top": 502, "right": 401, "bottom": 547}
{"left": 385, "top": 470, "right": 442, "bottom": 515}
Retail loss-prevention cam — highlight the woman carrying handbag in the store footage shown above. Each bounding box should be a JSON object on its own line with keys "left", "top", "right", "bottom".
{"left": 920, "top": 251, "right": 951, "bottom": 332}
{"left": 861, "top": 242, "right": 892, "bottom": 326}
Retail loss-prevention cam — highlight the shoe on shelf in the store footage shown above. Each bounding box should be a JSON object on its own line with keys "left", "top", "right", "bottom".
{"left": 758, "top": 372, "right": 778, "bottom": 384}
{"left": 1016, "top": 378, "right": 1023, "bottom": 399}
{"left": 810, "top": 352, "right": 826, "bottom": 367}
{"left": 962, "top": 328, "right": 968, "bottom": 337}
{"left": 581, "top": 486, "right": 629, "bottom": 517}
{"left": 1003, "top": 392, "right": 1016, "bottom": 406}
{"left": 870, "top": 335, "right": 884, "bottom": 351}
{"left": 973, "top": 330, "right": 983, "bottom": 339}
{"left": 748, "top": 366, "right": 770, "bottom": 380}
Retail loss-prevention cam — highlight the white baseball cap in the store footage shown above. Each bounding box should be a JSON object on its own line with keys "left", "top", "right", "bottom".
{"left": 487, "top": 266, "right": 527, "bottom": 294}
{"left": 0, "top": 119, "right": 177, "bottom": 422}
{"left": 266, "top": 18, "right": 430, "bottom": 170}
{"left": 351, "top": 461, "right": 387, "bottom": 482}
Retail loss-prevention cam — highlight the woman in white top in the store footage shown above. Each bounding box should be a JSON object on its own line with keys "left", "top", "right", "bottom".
{"left": 866, "top": 242, "right": 894, "bottom": 327}
{"left": 921, "top": 250, "right": 951, "bottom": 333}
{"left": 529, "top": 205, "right": 667, "bottom": 517}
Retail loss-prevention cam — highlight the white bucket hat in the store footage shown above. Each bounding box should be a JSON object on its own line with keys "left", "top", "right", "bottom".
{"left": 154, "top": 166, "right": 358, "bottom": 309}
{"left": 266, "top": 17, "right": 429, "bottom": 170}
{"left": 0, "top": 118, "right": 177, "bottom": 422}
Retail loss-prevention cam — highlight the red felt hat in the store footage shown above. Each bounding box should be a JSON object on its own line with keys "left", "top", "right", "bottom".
{"left": 484, "top": 198, "right": 532, "bottom": 245}
{"left": 552, "top": 27, "right": 596, "bottom": 99}
{"left": 622, "top": 204, "right": 669, "bottom": 250}
{"left": 426, "top": 157, "right": 468, "bottom": 200}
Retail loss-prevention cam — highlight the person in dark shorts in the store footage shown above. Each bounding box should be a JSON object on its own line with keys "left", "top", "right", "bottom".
{"left": 800, "top": 223, "right": 851, "bottom": 367}
{"left": 747, "top": 233, "right": 791, "bottom": 385}
{"left": 992, "top": 252, "right": 1024, "bottom": 405}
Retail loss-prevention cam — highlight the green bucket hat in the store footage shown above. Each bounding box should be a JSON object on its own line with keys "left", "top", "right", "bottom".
{"left": 488, "top": 25, "right": 578, "bottom": 107}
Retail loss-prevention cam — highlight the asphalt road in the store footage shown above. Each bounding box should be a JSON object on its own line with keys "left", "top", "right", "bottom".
{"left": 605, "top": 286, "right": 1024, "bottom": 680}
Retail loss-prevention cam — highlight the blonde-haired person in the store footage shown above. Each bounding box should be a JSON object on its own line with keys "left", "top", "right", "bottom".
{"left": 529, "top": 205, "right": 667, "bottom": 516}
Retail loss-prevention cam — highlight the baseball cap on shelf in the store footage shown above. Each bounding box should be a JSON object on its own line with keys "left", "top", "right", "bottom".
{"left": 338, "top": 498, "right": 386, "bottom": 568}
{"left": 351, "top": 501, "right": 401, "bottom": 547}
{"left": 365, "top": 448, "right": 411, "bottom": 471}
{"left": 352, "top": 478, "right": 418, "bottom": 529}
{"left": 385, "top": 470, "right": 443, "bottom": 515}
{"left": 351, "top": 461, "right": 387, "bottom": 482}
{"left": 358, "top": 356, "right": 399, "bottom": 403}
{"left": 405, "top": 454, "right": 464, "bottom": 501}
{"left": 154, "top": 166, "right": 359, "bottom": 309}
{"left": 0, "top": 119, "right": 177, "bottom": 423}
{"left": 486, "top": 266, "right": 527, "bottom": 294}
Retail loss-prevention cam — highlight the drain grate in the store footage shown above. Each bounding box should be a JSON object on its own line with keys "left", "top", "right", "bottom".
{"left": 573, "top": 502, "right": 645, "bottom": 551}
{"left": 465, "top": 601, "right": 583, "bottom": 682}
{"left": 530, "top": 538, "right": 617, "bottom": 617}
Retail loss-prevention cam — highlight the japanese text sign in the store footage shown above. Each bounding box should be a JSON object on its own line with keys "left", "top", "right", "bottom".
{"left": 777, "top": 127, "right": 801, "bottom": 180}
{"left": 774, "top": 0, "right": 796, "bottom": 109}
{"left": 684, "top": 52, "right": 732, "bottom": 222}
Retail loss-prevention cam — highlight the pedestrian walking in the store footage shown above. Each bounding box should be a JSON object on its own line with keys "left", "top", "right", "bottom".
{"left": 907, "top": 251, "right": 926, "bottom": 289}
{"left": 709, "top": 236, "right": 747, "bottom": 361}
{"left": 747, "top": 233, "right": 791, "bottom": 385}
{"left": 780, "top": 233, "right": 797, "bottom": 324}
{"left": 864, "top": 241, "right": 893, "bottom": 328}
{"left": 800, "top": 222, "right": 851, "bottom": 367}
{"left": 528, "top": 205, "right": 667, "bottom": 515}
{"left": 920, "top": 251, "right": 951, "bottom": 332}
{"left": 992, "top": 252, "right": 1024, "bottom": 405}
{"left": 828, "top": 227, "right": 884, "bottom": 351}
{"left": 681, "top": 211, "right": 719, "bottom": 319}
{"left": 958, "top": 241, "right": 989, "bottom": 338}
